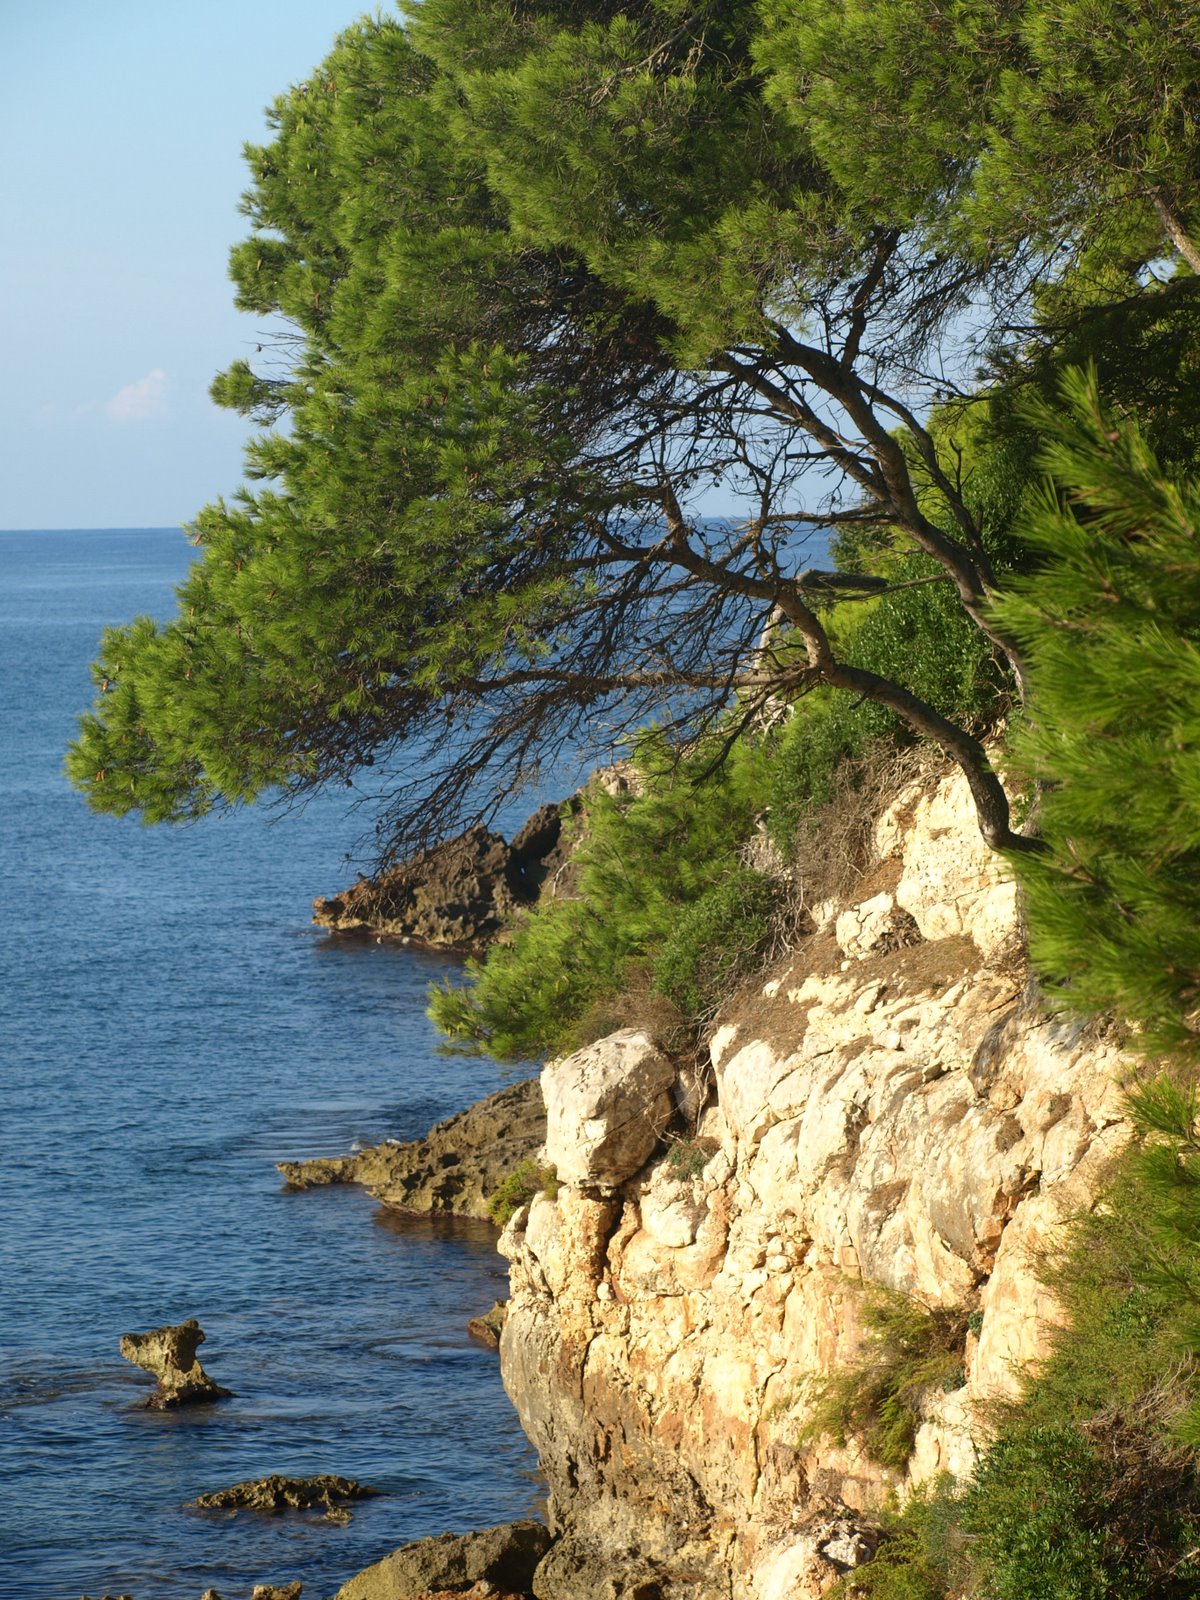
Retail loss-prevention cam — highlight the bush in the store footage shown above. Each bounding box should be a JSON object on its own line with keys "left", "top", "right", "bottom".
{"left": 653, "top": 868, "right": 779, "bottom": 1024}
{"left": 766, "top": 553, "right": 1002, "bottom": 856}
{"left": 486, "top": 1159, "right": 558, "bottom": 1227}
{"left": 840, "top": 1143, "right": 1200, "bottom": 1600}
{"left": 429, "top": 731, "right": 774, "bottom": 1058}
{"left": 801, "top": 1287, "right": 969, "bottom": 1473}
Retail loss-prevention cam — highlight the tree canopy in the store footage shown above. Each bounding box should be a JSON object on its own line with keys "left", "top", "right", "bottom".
{"left": 67, "top": 0, "right": 1200, "bottom": 858}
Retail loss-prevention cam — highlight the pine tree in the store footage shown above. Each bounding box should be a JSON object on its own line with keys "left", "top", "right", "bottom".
{"left": 996, "top": 367, "right": 1200, "bottom": 1056}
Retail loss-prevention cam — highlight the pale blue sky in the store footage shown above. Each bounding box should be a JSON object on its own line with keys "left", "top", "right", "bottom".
{"left": 0, "top": 0, "right": 377, "bottom": 530}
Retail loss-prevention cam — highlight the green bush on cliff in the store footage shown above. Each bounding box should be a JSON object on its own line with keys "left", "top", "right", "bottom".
{"left": 652, "top": 868, "right": 780, "bottom": 1025}
{"left": 836, "top": 1148, "right": 1200, "bottom": 1600}
{"left": 801, "top": 1288, "right": 969, "bottom": 1473}
{"left": 765, "top": 552, "right": 1004, "bottom": 856}
{"left": 428, "top": 733, "right": 774, "bottom": 1058}
{"left": 487, "top": 1159, "right": 558, "bottom": 1227}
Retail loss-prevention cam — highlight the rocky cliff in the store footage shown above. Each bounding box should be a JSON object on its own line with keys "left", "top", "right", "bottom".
{"left": 495, "top": 761, "right": 1132, "bottom": 1599}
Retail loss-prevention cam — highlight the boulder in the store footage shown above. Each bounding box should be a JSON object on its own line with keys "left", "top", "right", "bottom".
{"left": 118, "top": 1319, "right": 231, "bottom": 1409}
{"left": 252, "top": 1586, "right": 303, "bottom": 1600}
{"left": 532, "top": 1534, "right": 664, "bottom": 1600}
{"left": 542, "top": 1030, "right": 675, "bottom": 1190}
{"left": 333, "top": 1521, "right": 552, "bottom": 1600}
{"left": 278, "top": 1078, "right": 545, "bottom": 1221}
{"left": 192, "top": 1474, "right": 376, "bottom": 1524}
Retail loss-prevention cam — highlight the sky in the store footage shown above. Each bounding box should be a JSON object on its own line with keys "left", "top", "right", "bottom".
{"left": 0, "top": 0, "right": 380, "bottom": 530}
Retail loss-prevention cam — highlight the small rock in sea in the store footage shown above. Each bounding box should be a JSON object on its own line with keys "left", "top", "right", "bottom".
{"left": 118, "top": 1319, "right": 232, "bottom": 1409}
{"left": 333, "top": 1521, "right": 551, "bottom": 1599}
{"left": 200, "top": 1590, "right": 224, "bottom": 1599}
{"left": 251, "top": 1585, "right": 302, "bottom": 1600}
{"left": 467, "top": 1300, "right": 507, "bottom": 1349}
{"left": 193, "top": 1473, "right": 376, "bottom": 1524}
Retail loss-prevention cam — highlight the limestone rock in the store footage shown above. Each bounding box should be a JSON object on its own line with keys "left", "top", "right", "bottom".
{"left": 252, "top": 1585, "right": 302, "bottom": 1600}
{"left": 313, "top": 805, "right": 564, "bottom": 951}
{"left": 541, "top": 1030, "right": 675, "bottom": 1190}
{"left": 192, "top": 1474, "right": 376, "bottom": 1524}
{"left": 118, "top": 1319, "right": 231, "bottom": 1409}
{"left": 497, "top": 758, "right": 1138, "bottom": 1598}
{"left": 278, "top": 1078, "right": 545, "bottom": 1221}
{"left": 333, "top": 1521, "right": 552, "bottom": 1600}
{"left": 532, "top": 1533, "right": 665, "bottom": 1600}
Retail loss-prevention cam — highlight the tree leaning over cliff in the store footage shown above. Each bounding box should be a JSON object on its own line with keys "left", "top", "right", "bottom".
{"left": 66, "top": 5, "right": 1200, "bottom": 857}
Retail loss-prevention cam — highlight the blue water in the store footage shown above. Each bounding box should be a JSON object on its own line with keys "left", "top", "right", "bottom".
{"left": 0, "top": 529, "right": 541, "bottom": 1599}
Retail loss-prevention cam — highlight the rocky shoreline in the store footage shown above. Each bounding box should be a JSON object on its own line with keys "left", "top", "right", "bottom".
{"left": 277, "top": 1077, "right": 545, "bottom": 1222}
{"left": 311, "top": 804, "right": 568, "bottom": 952}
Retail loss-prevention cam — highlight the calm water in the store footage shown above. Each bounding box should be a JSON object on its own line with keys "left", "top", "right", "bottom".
{"left": 0, "top": 529, "right": 541, "bottom": 1599}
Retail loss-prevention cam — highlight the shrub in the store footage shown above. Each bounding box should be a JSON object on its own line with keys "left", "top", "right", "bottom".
{"left": 486, "top": 1159, "right": 558, "bottom": 1227}
{"left": 429, "top": 731, "right": 774, "bottom": 1058}
{"left": 665, "top": 1136, "right": 719, "bottom": 1182}
{"left": 801, "top": 1287, "right": 969, "bottom": 1473}
{"left": 766, "top": 553, "right": 1002, "bottom": 856}
{"left": 652, "top": 868, "right": 779, "bottom": 1025}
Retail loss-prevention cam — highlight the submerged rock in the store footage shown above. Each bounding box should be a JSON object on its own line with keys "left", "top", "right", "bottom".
{"left": 118, "top": 1319, "right": 232, "bottom": 1409}
{"left": 333, "top": 1521, "right": 552, "bottom": 1600}
{"left": 278, "top": 1077, "right": 545, "bottom": 1222}
{"left": 193, "top": 1473, "right": 376, "bottom": 1524}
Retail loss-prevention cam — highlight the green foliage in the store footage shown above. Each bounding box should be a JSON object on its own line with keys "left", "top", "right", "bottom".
{"left": 996, "top": 368, "right": 1200, "bottom": 1058}
{"left": 832, "top": 1481, "right": 962, "bottom": 1600}
{"left": 801, "top": 1288, "right": 968, "bottom": 1473}
{"left": 840, "top": 1145, "right": 1200, "bottom": 1600}
{"left": 428, "top": 734, "right": 772, "bottom": 1058}
{"left": 652, "top": 868, "right": 778, "bottom": 1024}
{"left": 665, "top": 1137, "right": 719, "bottom": 1182}
{"left": 960, "top": 1426, "right": 1122, "bottom": 1600}
{"left": 486, "top": 1159, "right": 558, "bottom": 1226}
{"left": 755, "top": 0, "right": 1200, "bottom": 285}
{"left": 766, "top": 556, "right": 1001, "bottom": 854}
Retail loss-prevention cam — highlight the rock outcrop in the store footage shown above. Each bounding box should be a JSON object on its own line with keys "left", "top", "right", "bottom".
{"left": 192, "top": 1474, "right": 376, "bottom": 1524}
{"left": 496, "top": 760, "right": 1133, "bottom": 1598}
{"left": 334, "top": 1521, "right": 552, "bottom": 1600}
{"left": 542, "top": 1030, "right": 676, "bottom": 1191}
{"left": 118, "top": 1319, "right": 232, "bottom": 1409}
{"left": 312, "top": 804, "right": 566, "bottom": 950}
{"left": 278, "top": 1077, "right": 544, "bottom": 1221}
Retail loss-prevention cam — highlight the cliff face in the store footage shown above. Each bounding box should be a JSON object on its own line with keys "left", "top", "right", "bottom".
{"left": 497, "top": 763, "right": 1132, "bottom": 1600}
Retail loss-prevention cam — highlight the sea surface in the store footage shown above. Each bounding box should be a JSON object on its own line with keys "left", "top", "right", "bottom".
{"left": 0, "top": 528, "right": 542, "bottom": 1599}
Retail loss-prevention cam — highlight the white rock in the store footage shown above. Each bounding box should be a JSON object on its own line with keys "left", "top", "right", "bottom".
{"left": 542, "top": 1028, "right": 676, "bottom": 1189}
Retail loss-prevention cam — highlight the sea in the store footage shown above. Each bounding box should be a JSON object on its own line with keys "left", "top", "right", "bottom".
{"left": 0, "top": 528, "right": 543, "bottom": 1600}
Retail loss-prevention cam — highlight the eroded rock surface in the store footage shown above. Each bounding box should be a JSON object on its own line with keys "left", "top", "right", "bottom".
{"left": 334, "top": 1521, "right": 551, "bottom": 1600}
{"left": 498, "top": 761, "right": 1134, "bottom": 1598}
{"left": 542, "top": 1030, "right": 675, "bottom": 1192}
{"left": 193, "top": 1474, "right": 375, "bottom": 1524}
{"left": 278, "top": 1078, "right": 544, "bottom": 1221}
{"left": 313, "top": 804, "right": 565, "bottom": 951}
{"left": 118, "top": 1319, "right": 232, "bottom": 1409}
